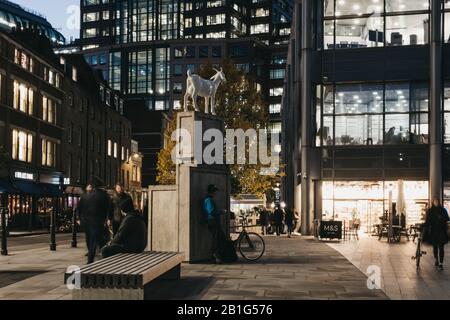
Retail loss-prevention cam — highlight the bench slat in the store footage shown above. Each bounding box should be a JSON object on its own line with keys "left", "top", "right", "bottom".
{"left": 83, "top": 253, "right": 157, "bottom": 274}
{"left": 66, "top": 251, "right": 184, "bottom": 289}
{"left": 89, "top": 252, "right": 167, "bottom": 275}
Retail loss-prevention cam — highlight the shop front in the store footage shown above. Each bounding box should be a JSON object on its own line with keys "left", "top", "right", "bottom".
{"left": 322, "top": 180, "right": 429, "bottom": 235}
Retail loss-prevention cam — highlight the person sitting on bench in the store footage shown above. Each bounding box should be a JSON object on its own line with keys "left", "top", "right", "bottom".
{"left": 101, "top": 197, "right": 147, "bottom": 258}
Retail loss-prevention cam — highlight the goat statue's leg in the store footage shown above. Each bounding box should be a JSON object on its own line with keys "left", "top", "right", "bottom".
{"left": 211, "top": 95, "right": 216, "bottom": 115}
{"left": 192, "top": 92, "right": 199, "bottom": 112}
{"left": 205, "top": 97, "right": 210, "bottom": 114}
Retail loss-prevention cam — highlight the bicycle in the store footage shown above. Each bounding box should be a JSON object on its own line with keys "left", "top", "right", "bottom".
{"left": 411, "top": 224, "right": 426, "bottom": 271}
{"left": 232, "top": 213, "right": 265, "bottom": 261}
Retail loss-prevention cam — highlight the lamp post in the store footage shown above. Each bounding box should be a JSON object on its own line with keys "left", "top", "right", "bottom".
{"left": 71, "top": 204, "right": 77, "bottom": 248}
{"left": 1, "top": 206, "right": 8, "bottom": 256}
{"left": 49, "top": 198, "right": 56, "bottom": 251}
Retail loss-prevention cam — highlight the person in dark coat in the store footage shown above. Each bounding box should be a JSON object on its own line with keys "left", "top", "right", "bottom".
{"left": 102, "top": 197, "right": 147, "bottom": 258}
{"left": 77, "top": 181, "right": 113, "bottom": 264}
{"left": 259, "top": 208, "right": 269, "bottom": 235}
{"left": 425, "top": 199, "right": 450, "bottom": 270}
{"left": 285, "top": 207, "right": 295, "bottom": 238}
{"left": 273, "top": 206, "right": 285, "bottom": 236}
{"left": 111, "top": 183, "right": 133, "bottom": 236}
{"left": 202, "top": 184, "right": 225, "bottom": 263}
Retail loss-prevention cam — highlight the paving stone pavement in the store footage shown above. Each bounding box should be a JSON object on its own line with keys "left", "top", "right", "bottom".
{"left": 145, "top": 237, "right": 387, "bottom": 300}
{"left": 0, "top": 235, "right": 388, "bottom": 300}
{"left": 328, "top": 235, "right": 450, "bottom": 300}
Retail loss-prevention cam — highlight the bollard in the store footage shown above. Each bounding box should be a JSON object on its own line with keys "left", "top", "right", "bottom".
{"left": 50, "top": 200, "right": 57, "bottom": 251}
{"left": 71, "top": 207, "right": 77, "bottom": 248}
{"left": 1, "top": 207, "right": 8, "bottom": 256}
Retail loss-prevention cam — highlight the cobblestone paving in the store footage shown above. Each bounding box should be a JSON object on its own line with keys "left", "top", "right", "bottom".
{"left": 328, "top": 235, "right": 450, "bottom": 300}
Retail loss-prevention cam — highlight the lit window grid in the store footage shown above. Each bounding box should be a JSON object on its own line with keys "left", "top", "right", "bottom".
{"left": 323, "top": 0, "right": 432, "bottom": 49}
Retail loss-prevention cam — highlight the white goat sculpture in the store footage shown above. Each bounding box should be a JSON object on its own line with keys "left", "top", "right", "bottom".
{"left": 183, "top": 67, "right": 226, "bottom": 115}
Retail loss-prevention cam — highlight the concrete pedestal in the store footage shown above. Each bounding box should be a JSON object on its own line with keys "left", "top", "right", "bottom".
{"left": 148, "top": 112, "right": 230, "bottom": 262}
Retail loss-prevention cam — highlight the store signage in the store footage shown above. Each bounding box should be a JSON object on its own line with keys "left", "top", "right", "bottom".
{"left": 64, "top": 178, "right": 71, "bottom": 185}
{"left": 14, "top": 171, "right": 34, "bottom": 180}
{"left": 319, "top": 220, "right": 342, "bottom": 240}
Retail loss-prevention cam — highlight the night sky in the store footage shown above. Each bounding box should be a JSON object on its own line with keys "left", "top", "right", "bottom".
{"left": 11, "top": 0, "right": 80, "bottom": 42}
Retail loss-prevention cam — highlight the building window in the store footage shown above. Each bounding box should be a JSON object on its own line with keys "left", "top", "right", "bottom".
{"left": 173, "top": 82, "right": 183, "bottom": 94}
{"left": 107, "top": 139, "right": 112, "bottom": 156}
{"left": 12, "top": 129, "right": 33, "bottom": 163}
{"left": 113, "top": 142, "right": 118, "bottom": 158}
{"left": 324, "top": 0, "right": 430, "bottom": 49}
{"left": 128, "top": 50, "right": 152, "bottom": 94}
{"left": 269, "top": 104, "right": 282, "bottom": 114}
{"left": 13, "top": 81, "right": 34, "bottom": 115}
{"left": 42, "top": 95, "right": 58, "bottom": 125}
{"left": 317, "top": 82, "right": 429, "bottom": 146}
{"left": 41, "top": 139, "right": 57, "bottom": 167}
{"left": 72, "top": 67, "right": 78, "bottom": 82}
{"left": 207, "top": 14, "right": 226, "bottom": 25}
{"left": 212, "top": 46, "right": 222, "bottom": 58}
{"left": 270, "top": 69, "right": 285, "bottom": 80}
{"left": 109, "top": 52, "right": 121, "bottom": 90}
{"left": 199, "top": 46, "right": 209, "bottom": 58}
{"left": 173, "top": 64, "right": 183, "bottom": 76}
{"left": 250, "top": 24, "right": 269, "bottom": 34}
{"left": 83, "top": 12, "right": 99, "bottom": 22}
{"left": 121, "top": 146, "right": 125, "bottom": 161}
{"left": 443, "top": 82, "right": 450, "bottom": 144}
{"left": 270, "top": 87, "right": 284, "bottom": 97}
{"left": 14, "top": 49, "right": 33, "bottom": 72}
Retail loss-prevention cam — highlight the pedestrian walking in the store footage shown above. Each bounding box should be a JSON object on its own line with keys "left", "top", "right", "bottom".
{"left": 77, "top": 181, "right": 113, "bottom": 264}
{"left": 285, "top": 207, "right": 295, "bottom": 238}
{"left": 202, "top": 184, "right": 225, "bottom": 263}
{"left": 273, "top": 206, "right": 285, "bottom": 236}
{"left": 102, "top": 197, "right": 147, "bottom": 258}
{"left": 425, "top": 199, "right": 450, "bottom": 270}
{"left": 293, "top": 207, "right": 301, "bottom": 235}
{"left": 259, "top": 208, "right": 269, "bottom": 235}
{"left": 111, "top": 183, "right": 133, "bottom": 236}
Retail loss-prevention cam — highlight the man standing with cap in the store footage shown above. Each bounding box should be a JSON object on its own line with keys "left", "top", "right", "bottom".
{"left": 202, "top": 184, "right": 224, "bottom": 263}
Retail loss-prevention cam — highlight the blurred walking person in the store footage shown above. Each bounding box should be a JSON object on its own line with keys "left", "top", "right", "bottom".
{"left": 78, "top": 181, "right": 113, "bottom": 264}
{"left": 425, "top": 199, "right": 450, "bottom": 270}
{"left": 273, "top": 206, "right": 284, "bottom": 237}
{"left": 111, "top": 183, "right": 133, "bottom": 236}
{"left": 285, "top": 207, "right": 295, "bottom": 238}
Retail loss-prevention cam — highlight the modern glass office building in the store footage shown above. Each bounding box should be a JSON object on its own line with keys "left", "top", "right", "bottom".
{"left": 282, "top": 0, "right": 450, "bottom": 235}
{"left": 79, "top": 0, "right": 293, "bottom": 185}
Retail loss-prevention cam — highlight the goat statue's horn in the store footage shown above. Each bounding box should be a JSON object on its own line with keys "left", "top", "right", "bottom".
{"left": 213, "top": 68, "right": 219, "bottom": 73}
{"left": 220, "top": 67, "right": 223, "bottom": 72}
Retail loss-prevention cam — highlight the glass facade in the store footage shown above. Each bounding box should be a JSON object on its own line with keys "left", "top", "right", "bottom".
{"left": 117, "top": 0, "right": 184, "bottom": 44}
{"left": 316, "top": 82, "right": 429, "bottom": 146}
{"left": 324, "top": 0, "right": 430, "bottom": 49}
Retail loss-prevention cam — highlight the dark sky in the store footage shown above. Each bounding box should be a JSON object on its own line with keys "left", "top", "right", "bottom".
{"left": 11, "top": 0, "right": 80, "bottom": 41}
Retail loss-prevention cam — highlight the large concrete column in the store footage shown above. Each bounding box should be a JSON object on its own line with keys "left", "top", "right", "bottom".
{"left": 300, "top": 0, "right": 314, "bottom": 235}
{"left": 429, "top": 0, "right": 443, "bottom": 203}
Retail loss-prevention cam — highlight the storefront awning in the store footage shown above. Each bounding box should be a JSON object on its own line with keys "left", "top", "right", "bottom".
{"left": 0, "top": 178, "right": 19, "bottom": 193}
{"left": 42, "top": 184, "right": 63, "bottom": 197}
{"left": 12, "top": 180, "right": 45, "bottom": 196}
{"left": 10, "top": 180, "right": 63, "bottom": 197}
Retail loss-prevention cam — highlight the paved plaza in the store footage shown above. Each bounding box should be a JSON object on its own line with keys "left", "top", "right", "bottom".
{"left": 1, "top": 234, "right": 448, "bottom": 300}
{"left": 0, "top": 234, "right": 387, "bottom": 300}
{"left": 329, "top": 235, "right": 450, "bottom": 300}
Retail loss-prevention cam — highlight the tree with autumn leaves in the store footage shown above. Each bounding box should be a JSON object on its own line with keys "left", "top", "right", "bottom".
{"left": 156, "top": 58, "right": 282, "bottom": 197}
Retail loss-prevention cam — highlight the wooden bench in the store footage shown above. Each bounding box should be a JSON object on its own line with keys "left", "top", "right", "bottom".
{"left": 64, "top": 251, "right": 184, "bottom": 300}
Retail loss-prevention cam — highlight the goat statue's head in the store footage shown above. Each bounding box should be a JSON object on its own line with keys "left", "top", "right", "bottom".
{"left": 211, "top": 67, "right": 226, "bottom": 83}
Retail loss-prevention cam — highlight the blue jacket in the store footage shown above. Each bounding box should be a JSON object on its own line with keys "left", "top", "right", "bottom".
{"left": 202, "top": 196, "right": 218, "bottom": 220}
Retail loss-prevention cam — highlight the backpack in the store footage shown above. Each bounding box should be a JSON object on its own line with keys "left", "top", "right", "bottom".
{"left": 221, "top": 239, "right": 238, "bottom": 263}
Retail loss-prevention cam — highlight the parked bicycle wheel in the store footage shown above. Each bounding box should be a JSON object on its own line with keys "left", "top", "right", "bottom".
{"left": 238, "top": 232, "right": 265, "bottom": 261}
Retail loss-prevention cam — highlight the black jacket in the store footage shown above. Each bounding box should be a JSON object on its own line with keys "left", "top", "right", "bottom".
{"left": 273, "top": 209, "right": 284, "bottom": 225}
{"left": 78, "top": 189, "right": 112, "bottom": 226}
{"left": 425, "top": 206, "right": 450, "bottom": 246}
{"left": 112, "top": 211, "right": 147, "bottom": 253}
